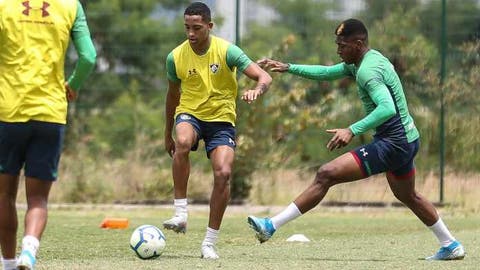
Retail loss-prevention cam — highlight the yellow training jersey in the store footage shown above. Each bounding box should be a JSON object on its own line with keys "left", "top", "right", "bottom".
{"left": 0, "top": 0, "right": 77, "bottom": 124}
{"left": 172, "top": 36, "right": 238, "bottom": 125}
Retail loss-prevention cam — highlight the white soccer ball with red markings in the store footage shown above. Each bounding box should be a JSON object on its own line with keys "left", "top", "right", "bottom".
{"left": 130, "top": 225, "right": 166, "bottom": 259}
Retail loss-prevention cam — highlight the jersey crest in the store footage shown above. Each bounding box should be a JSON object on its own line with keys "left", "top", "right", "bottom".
{"left": 209, "top": 63, "right": 219, "bottom": 74}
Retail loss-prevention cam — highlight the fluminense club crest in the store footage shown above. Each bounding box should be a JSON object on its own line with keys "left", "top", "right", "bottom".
{"left": 209, "top": 64, "right": 219, "bottom": 74}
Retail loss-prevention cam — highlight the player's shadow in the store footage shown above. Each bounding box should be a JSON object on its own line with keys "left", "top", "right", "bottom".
{"left": 303, "top": 257, "right": 389, "bottom": 262}
{"left": 160, "top": 254, "right": 206, "bottom": 259}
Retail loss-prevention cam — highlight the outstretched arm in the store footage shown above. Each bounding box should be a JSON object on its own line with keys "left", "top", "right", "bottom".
{"left": 258, "top": 58, "right": 349, "bottom": 81}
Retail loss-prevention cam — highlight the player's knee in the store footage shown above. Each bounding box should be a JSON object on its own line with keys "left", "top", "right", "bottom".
{"left": 213, "top": 167, "right": 231, "bottom": 183}
{"left": 393, "top": 190, "right": 418, "bottom": 205}
{"left": 175, "top": 136, "right": 193, "bottom": 153}
{"left": 26, "top": 195, "right": 48, "bottom": 209}
{"left": 314, "top": 164, "right": 336, "bottom": 187}
{"left": 0, "top": 193, "right": 16, "bottom": 207}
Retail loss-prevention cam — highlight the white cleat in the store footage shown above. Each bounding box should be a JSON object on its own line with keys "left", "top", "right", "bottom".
{"left": 201, "top": 244, "right": 219, "bottom": 260}
{"left": 163, "top": 215, "right": 187, "bottom": 234}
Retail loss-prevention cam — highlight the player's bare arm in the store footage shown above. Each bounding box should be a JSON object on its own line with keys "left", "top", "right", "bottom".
{"left": 326, "top": 128, "right": 354, "bottom": 151}
{"left": 164, "top": 80, "right": 181, "bottom": 157}
{"left": 257, "top": 58, "right": 290, "bottom": 73}
{"left": 241, "top": 63, "right": 272, "bottom": 104}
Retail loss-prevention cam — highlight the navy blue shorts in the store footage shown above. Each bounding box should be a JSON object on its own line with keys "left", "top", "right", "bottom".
{"left": 175, "top": 113, "right": 236, "bottom": 158}
{"left": 350, "top": 138, "right": 419, "bottom": 178}
{"left": 0, "top": 121, "right": 65, "bottom": 181}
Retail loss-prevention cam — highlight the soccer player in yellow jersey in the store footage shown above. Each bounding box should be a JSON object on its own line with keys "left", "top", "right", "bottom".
{"left": 0, "top": 1, "right": 96, "bottom": 269}
{"left": 163, "top": 2, "right": 272, "bottom": 259}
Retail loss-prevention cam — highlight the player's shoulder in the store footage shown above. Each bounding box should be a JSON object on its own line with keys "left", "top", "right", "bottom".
{"left": 359, "top": 50, "right": 389, "bottom": 72}
{"left": 363, "top": 50, "right": 385, "bottom": 64}
{"left": 211, "top": 35, "right": 231, "bottom": 46}
{"left": 171, "top": 40, "right": 190, "bottom": 54}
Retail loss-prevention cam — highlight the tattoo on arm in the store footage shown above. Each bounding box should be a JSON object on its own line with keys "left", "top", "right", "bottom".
{"left": 255, "top": 83, "right": 268, "bottom": 94}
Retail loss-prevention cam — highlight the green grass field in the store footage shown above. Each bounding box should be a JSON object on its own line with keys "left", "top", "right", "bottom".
{"left": 21, "top": 205, "right": 479, "bottom": 270}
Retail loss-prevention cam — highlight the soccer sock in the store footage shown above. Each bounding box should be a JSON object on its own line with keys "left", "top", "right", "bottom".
{"left": 202, "top": 227, "right": 219, "bottom": 246}
{"left": 174, "top": 198, "right": 188, "bottom": 218}
{"left": 428, "top": 218, "right": 456, "bottom": 247}
{"left": 21, "top": 235, "right": 40, "bottom": 258}
{"left": 1, "top": 258, "right": 17, "bottom": 270}
{"left": 271, "top": 202, "right": 302, "bottom": 230}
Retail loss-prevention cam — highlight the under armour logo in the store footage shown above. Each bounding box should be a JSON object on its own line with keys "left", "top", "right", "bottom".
{"left": 228, "top": 138, "right": 235, "bottom": 146}
{"left": 188, "top": 69, "right": 197, "bottom": 76}
{"left": 22, "top": 1, "right": 50, "bottom": 17}
{"left": 360, "top": 148, "right": 368, "bottom": 157}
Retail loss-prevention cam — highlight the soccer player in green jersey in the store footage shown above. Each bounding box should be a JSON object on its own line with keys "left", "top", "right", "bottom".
{"left": 0, "top": 1, "right": 96, "bottom": 269}
{"left": 247, "top": 18, "right": 465, "bottom": 261}
{"left": 163, "top": 2, "right": 272, "bottom": 259}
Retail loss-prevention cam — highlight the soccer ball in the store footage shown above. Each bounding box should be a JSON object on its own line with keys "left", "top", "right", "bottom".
{"left": 130, "top": 225, "right": 166, "bottom": 259}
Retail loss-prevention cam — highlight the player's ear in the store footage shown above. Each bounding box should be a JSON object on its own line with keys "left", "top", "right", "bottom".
{"left": 354, "top": 39, "right": 363, "bottom": 48}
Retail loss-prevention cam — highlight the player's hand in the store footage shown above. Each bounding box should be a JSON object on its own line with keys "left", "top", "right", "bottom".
{"left": 65, "top": 82, "right": 77, "bottom": 102}
{"left": 326, "top": 128, "right": 354, "bottom": 151}
{"left": 257, "top": 58, "right": 289, "bottom": 73}
{"left": 241, "top": 89, "right": 263, "bottom": 104}
{"left": 165, "top": 136, "right": 175, "bottom": 157}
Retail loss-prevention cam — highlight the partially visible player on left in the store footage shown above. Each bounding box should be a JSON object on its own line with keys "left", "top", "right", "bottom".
{"left": 0, "top": 1, "right": 96, "bottom": 269}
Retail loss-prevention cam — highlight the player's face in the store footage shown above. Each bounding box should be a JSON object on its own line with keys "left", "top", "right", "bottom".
{"left": 184, "top": 15, "right": 212, "bottom": 46}
{"left": 335, "top": 36, "right": 360, "bottom": 64}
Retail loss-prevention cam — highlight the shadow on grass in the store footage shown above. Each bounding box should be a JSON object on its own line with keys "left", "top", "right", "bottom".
{"left": 292, "top": 257, "right": 389, "bottom": 262}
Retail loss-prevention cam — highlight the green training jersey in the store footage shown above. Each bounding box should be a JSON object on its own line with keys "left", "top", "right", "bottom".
{"left": 288, "top": 49, "right": 419, "bottom": 143}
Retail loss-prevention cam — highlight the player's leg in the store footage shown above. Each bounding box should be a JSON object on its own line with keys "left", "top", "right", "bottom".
{"left": 293, "top": 152, "right": 364, "bottom": 213}
{"left": 172, "top": 121, "right": 197, "bottom": 199}
{"left": 208, "top": 145, "right": 234, "bottom": 231}
{"left": 200, "top": 123, "right": 236, "bottom": 259}
{"left": 0, "top": 121, "right": 29, "bottom": 270}
{"left": 18, "top": 121, "right": 64, "bottom": 270}
{"left": 163, "top": 117, "right": 198, "bottom": 234}
{"left": 248, "top": 151, "right": 365, "bottom": 243}
{"left": 0, "top": 174, "right": 20, "bottom": 270}
{"left": 200, "top": 146, "right": 234, "bottom": 259}
{"left": 386, "top": 172, "right": 438, "bottom": 225}
{"left": 17, "top": 177, "right": 52, "bottom": 270}
{"left": 386, "top": 172, "right": 465, "bottom": 260}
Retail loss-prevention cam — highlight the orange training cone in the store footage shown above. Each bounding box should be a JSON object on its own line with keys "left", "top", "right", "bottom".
{"left": 100, "top": 218, "right": 129, "bottom": 229}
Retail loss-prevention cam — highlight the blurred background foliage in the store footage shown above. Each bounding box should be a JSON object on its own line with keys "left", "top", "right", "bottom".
{"left": 57, "top": 0, "right": 479, "bottom": 204}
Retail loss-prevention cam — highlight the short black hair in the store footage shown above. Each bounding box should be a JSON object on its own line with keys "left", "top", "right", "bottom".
{"left": 184, "top": 2, "right": 211, "bottom": 23}
{"left": 335, "top": 18, "right": 368, "bottom": 41}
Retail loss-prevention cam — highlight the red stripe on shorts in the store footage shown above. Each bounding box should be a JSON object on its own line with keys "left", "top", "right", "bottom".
{"left": 350, "top": 151, "right": 367, "bottom": 178}
{"left": 387, "top": 168, "right": 416, "bottom": 180}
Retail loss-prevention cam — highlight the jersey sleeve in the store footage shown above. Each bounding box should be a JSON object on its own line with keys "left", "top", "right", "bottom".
{"left": 71, "top": 1, "right": 91, "bottom": 39}
{"left": 226, "top": 44, "right": 253, "bottom": 72}
{"left": 166, "top": 52, "right": 180, "bottom": 83}
{"left": 287, "top": 63, "right": 351, "bottom": 81}
{"left": 67, "top": 1, "right": 96, "bottom": 90}
{"left": 349, "top": 70, "right": 396, "bottom": 135}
